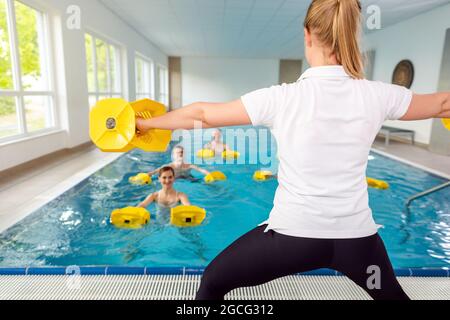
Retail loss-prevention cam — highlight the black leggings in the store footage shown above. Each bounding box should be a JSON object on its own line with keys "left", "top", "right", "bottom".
{"left": 196, "top": 225, "right": 410, "bottom": 300}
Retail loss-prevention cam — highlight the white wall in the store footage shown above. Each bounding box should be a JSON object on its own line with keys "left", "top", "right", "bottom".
{"left": 0, "top": 0, "right": 168, "bottom": 171}
{"left": 363, "top": 3, "right": 450, "bottom": 145}
{"left": 181, "top": 57, "right": 279, "bottom": 106}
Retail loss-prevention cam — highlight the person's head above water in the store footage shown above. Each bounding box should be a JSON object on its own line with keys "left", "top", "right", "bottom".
{"left": 304, "top": 0, "right": 363, "bottom": 79}
{"left": 158, "top": 166, "right": 175, "bottom": 188}
{"left": 211, "top": 129, "right": 222, "bottom": 142}
{"left": 171, "top": 145, "right": 184, "bottom": 162}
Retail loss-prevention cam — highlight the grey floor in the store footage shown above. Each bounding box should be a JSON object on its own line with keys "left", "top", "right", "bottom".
{"left": 0, "top": 145, "right": 121, "bottom": 233}
{"left": 0, "top": 274, "right": 448, "bottom": 300}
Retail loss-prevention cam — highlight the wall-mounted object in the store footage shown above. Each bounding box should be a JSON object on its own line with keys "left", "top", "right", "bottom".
{"left": 392, "top": 60, "right": 414, "bottom": 89}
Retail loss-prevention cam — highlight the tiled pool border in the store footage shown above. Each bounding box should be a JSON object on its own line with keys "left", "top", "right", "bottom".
{"left": 0, "top": 267, "right": 448, "bottom": 277}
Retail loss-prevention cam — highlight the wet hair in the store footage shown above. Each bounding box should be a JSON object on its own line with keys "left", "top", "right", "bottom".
{"left": 304, "top": 0, "right": 364, "bottom": 79}
{"left": 159, "top": 166, "right": 175, "bottom": 177}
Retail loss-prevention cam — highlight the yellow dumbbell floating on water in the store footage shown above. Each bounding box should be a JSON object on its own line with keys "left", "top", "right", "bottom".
{"left": 222, "top": 150, "right": 240, "bottom": 160}
{"left": 197, "top": 149, "right": 240, "bottom": 160}
{"left": 170, "top": 205, "right": 206, "bottom": 227}
{"left": 443, "top": 119, "right": 450, "bottom": 131}
{"left": 197, "top": 149, "right": 215, "bottom": 159}
{"left": 110, "top": 207, "right": 150, "bottom": 229}
{"left": 367, "top": 178, "right": 389, "bottom": 190}
{"left": 204, "top": 171, "right": 227, "bottom": 184}
{"left": 129, "top": 173, "right": 152, "bottom": 185}
{"left": 253, "top": 170, "right": 275, "bottom": 181}
{"left": 90, "top": 98, "right": 172, "bottom": 152}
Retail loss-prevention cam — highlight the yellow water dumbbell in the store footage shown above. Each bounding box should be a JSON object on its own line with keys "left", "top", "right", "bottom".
{"left": 89, "top": 98, "right": 172, "bottom": 152}
{"left": 222, "top": 150, "right": 240, "bottom": 160}
{"left": 253, "top": 170, "right": 275, "bottom": 181}
{"left": 110, "top": 207, "right": 150, "bottom": 229}
{"left": 367, "top": 177, "right": 389, "bottom": 190}
{"left": 197, "top": 149, "right": 215, "bottom": 159}
{"left": 170, "top": 205, "right": 206, "bottom": 227}
{"left": 204, "top": 171, "right": 227, "bottom": 184}
{"left": 442, "top": 119, "right": 450, "bottom": 131}
{"left": 129, "top": 173, "right": 152, "bottom": 185}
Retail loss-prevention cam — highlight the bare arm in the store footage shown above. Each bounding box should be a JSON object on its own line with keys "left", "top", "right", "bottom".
{"left": 138, "top": 192, "right": 157, "bottom": 208}
{"left": 148, "top": 164, "right": 171, "bottom": 176}
{"left": 189, "top": 164, "right": 210, "bottom": 176}
{"left": 401, "top": 92, "right": 450, "bottom": 121}
{"left": 178, "top": 193, "right": 191, "bottom": 206}
{"left": 136, "top": 99, "right": 251, "bottom": 132}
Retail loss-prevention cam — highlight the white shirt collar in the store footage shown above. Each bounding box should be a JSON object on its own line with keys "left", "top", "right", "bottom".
{"left": 298, "top": 65, "right": 351, "bottom": 81}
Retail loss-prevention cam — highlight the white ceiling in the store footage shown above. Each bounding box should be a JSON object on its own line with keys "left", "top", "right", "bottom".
{"left": 100, "top": 0, "right": 450, "bottom": 59}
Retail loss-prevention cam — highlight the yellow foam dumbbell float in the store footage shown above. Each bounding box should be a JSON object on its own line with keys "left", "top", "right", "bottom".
{"left": 204, "top": 171, "right": 227, "bottom": 184}
{"left": 222, "top": 150, "right": 240, "bottom": 160}
{"left": 90, "top": 98, "right": 172, "bottom": 152}
{"left": 197, "top": 149, "right": 240, "bottom": 160}
{"left": 443, "top": 118, "right": 450, "bottom": 131}
{"left": 129, "top": 173, "right": 152, "bottom": 185}
{"left": 197, "top": 149, "right": 215, "bottom": 159}
{"left": 170, "top": 205, "right": 206, "bottom": 227}
{"left": 110, "top": 207, "right": 150, "bottom": 229}
{"left": 367, "top": 178, "right": 389, "bottom": 190}
{"left": 253, "top": 170, "right": 275, "bottom": 181}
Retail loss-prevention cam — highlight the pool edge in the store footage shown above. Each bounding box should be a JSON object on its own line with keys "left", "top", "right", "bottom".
{"left": 0, "top": 266, "right": 448, "bottom": 277}
{"left": 371, "top": 148, "right": 450, "bottom": 180}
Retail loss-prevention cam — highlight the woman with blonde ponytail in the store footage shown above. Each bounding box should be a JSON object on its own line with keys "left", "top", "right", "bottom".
{"left": 137, "top": 0, "right": 450, "bottom": 300}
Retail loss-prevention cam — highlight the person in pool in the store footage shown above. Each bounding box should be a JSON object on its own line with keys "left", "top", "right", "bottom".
{"left": 203, "top": 129, "right": 230, "bottom": 154}
{"left": 147, "top": 146, "right": 211, "bottom": 179}
{"left": 138, "top": 166, "right": 191, "bottom": 209}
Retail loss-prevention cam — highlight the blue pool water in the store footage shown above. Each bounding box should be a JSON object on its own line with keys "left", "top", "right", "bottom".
{"left": 0, "top": 129, "right": 449, "bottom": 269}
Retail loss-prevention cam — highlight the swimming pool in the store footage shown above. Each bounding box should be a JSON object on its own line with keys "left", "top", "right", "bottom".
{"left": 0, "top": 128, "right": 449, "bottom": 271}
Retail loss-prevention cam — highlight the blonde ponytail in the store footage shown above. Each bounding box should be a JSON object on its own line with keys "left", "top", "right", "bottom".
{"left": 304, "top": 0, "right": 364, "bottom": 79}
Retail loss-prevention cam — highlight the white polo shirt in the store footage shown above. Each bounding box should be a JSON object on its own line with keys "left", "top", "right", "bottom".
{"left": 241, "top": 66, "right": 413, "bottom": 239}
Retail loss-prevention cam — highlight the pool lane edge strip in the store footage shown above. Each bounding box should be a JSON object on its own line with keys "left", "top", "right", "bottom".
{"left": 0, "top": 267, "right": 448, "bottom": 277}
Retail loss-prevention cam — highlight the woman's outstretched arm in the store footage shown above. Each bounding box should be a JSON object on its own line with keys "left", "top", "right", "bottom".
{"left": 189, "top": 164, "right": 210, "bottom": 176}
{"left": 136, "top": 99, "right": 252, "bottom": 133}
{"left": 138, "top": 193, "right": 157, "bottom": 208}
{"left": 178, "top": 193, "right": 191, "bottom": 206}
{"left": 401, "top": 92, "right": 450, "bottom": 121}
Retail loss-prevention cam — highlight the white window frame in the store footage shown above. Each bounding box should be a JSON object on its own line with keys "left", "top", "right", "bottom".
{"left": 0, "top": 0, "right": 57, "bottom": 144}
{"left": 157, "top": 64, "right": 169, "bottom": 106}
{"left": 135, "top": 53, "right": 155, "bottom": 101}
{"left": 85, "top": 32, "right": 123, "bottom": 105}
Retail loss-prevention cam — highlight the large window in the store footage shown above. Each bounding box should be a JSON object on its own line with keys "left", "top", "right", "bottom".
{"left": 135, "top": 54, "right": 154, "bottom": 100}
{"left": 157, "top": 65, "right": 168, "bottom": 106}
{"left": 85, "top": 33, "right": 122, "bottom": 108}
{"left": 0, "top": 0, "right": 54, "bottom": 141}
